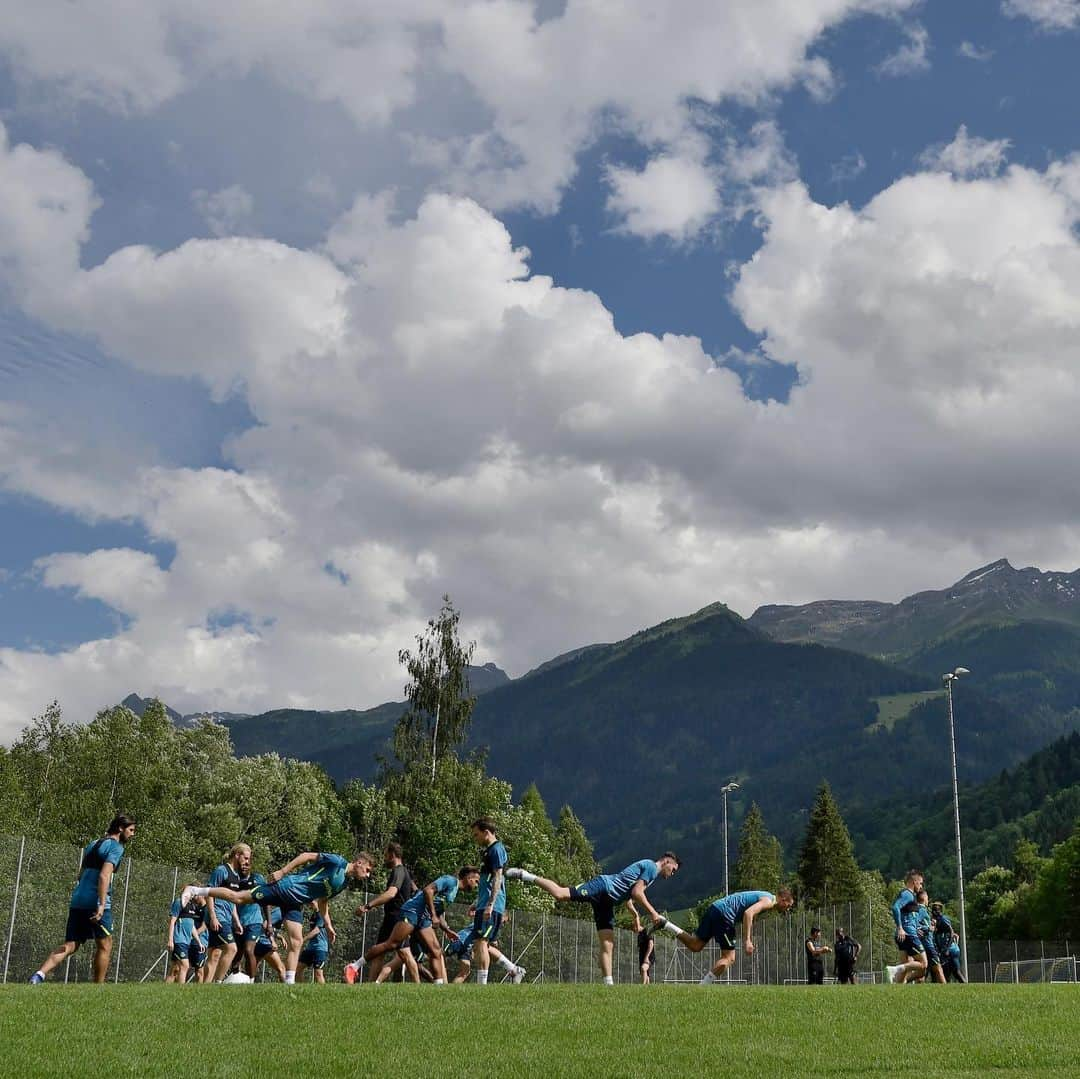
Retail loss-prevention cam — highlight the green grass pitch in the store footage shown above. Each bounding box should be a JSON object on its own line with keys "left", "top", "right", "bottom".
{"left": 2, "top": 984, "right": 1078, "bottom": 1077}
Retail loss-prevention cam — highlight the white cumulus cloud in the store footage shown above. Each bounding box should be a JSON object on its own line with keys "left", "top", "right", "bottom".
{"left": 1002, "top": 0, "right": 1080, "bottom": 31}
{"left": 918, "top": 125, "right": 1012, "bottom": 178}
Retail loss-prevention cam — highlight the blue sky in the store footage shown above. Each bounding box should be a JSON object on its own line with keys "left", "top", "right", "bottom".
{"left": 3, "top": 0, "right": 1080, "bottom": 729}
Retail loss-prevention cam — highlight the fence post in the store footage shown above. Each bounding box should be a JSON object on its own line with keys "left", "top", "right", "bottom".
{"left": 65, "top": 843, "right": 83, "bottom": 984}
{"left": 541, "top": 911, "right": 546, "bottom": 982}
{"left": 867, "top": 893, "right": 872, "bottom": 979}
{"left": 2, "top": 835, "right": 26, "bottom": 984}
{"left": 113, "top": 856, "right": 132, "bottom": 983}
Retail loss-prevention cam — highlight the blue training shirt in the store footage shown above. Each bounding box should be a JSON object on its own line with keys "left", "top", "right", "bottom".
{"left": 307, "top": 911, "right": 328, "bottom": 951}
{"left": 598, "top": 859, "right": 659, "bottom": 902}
{"left": 477, "top": 841, "right": 507, "bottom": 913}
{"left": 70, "top": 837, "right": 125, "bottom": 911}
{"left": 238, "top": 873, "right": 267, "bottom": 928}
{"left": 286, "top": 852, "right": 349, "bottom": 902}
{"left": 402, "top": 874, "right": 459, "bottom": 922}
{"left": 892, "top": 888, "right": 920, "bottom": 935}
{"left": 712, "top": 890, "right": 774, "bottom": 923}
{"left": 170, "top": 899, "right": 195, "bottom": 948}
{"left": 208, "top": 863, "right": 240, "bottom": 929}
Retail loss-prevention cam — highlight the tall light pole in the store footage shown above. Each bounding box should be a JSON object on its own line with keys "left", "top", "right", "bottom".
{"left": 721, "top": 781, "right": 740, "bottom": 896}
{"left": 943, "top": 667, "right": 970, "bottom": 982}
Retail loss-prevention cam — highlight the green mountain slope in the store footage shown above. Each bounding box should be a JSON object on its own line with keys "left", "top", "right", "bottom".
{"left": 849, "top": 731, "right": 1080, "bottom": 892}
{"left": 749, "top": 559, "right": 1080, "bottom": 660}
{"left": 169, "top": 602, "right": 1063, "bottom": 907}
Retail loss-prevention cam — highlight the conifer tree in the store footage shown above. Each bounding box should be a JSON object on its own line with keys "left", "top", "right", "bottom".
{"left": 797, "top": 782, "right": 863, "bottom": 908}
{"left": 733, "top": 802, "right": 784, "bottom": 893}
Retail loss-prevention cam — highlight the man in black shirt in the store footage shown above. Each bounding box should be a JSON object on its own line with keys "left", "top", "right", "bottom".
{"left": 833, "top": 927, "right": 860, "bottom": 984}
{"left": 805, "top": 926, "right": 830, "bottom": 985}
{"left": 344, "top": 842, "right": 416, "bottom": 983}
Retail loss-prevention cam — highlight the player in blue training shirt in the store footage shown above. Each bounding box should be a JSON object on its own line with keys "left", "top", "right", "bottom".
{"left": 166, "top": 889, "right": 207, "bottom": 984}
{"left": 201, "top": 843, "right": 250, "bottom": 983}
{"left": 297, "top": 907, "right": 330, "bottom": 983}
{"left": 507, "top": 851, "right": 680, "bottom": 984}
{"left": 885, "top": 870, "right": 928, "bottom": 984}
{"left": 916, "top": 888, "right": 945, "bottom": 983}
{"left": 471, "top": 818, "right": 512, "bottom": 985}
{"left": 29, "top": 814, "right": 137, "bottom": 984}
{"left": 931, "top": 901, "right": 966, "bottom": 983}
{"left": 365, "top": 866, "right": 480, "bottom": 984}
{"left": 445, "top": 924, "right": 526, "bottom": 984}
{"left": 652, "top": 887, "right": 795, "bottom": 983}
{"left": 183, "top": 849, "right": 373, "bottom": 985}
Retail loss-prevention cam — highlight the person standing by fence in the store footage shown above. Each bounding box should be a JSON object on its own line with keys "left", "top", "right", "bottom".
{"left": 805, "top": 926, "right": 830, "bottom": 984}
{"left": 833, "top": 927, "right": 860, "bottom": 984}
{"left": 28, "top": 814, "right": 137, "bottom": 984}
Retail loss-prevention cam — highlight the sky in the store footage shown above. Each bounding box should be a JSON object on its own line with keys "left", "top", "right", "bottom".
{"left": 3, "top": 0, "right": 1080, "bottom": 734}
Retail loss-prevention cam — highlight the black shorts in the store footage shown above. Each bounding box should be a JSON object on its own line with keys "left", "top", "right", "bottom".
{"left": 472, "top": 910, "right": 504, "bottom": 944}
{"left": 207, "top": 926, "right": 235, "bottom": 948}
{"left": 65, "top": 907, "right": 112, "bottom": 944}
{"left": 808, "top": 963, "right": 825, "bottom": 985}
{"left": 835, "top": 962, "right": 855, "bottom": 982}
{"left": 568, "top": 885, "right": 617, "bottom": 932}
{"left": 896, "top": 932, "right": 925, "bottom": 957}
{"left": 376, "top": 913, "right": 400, "bottom": 945}
{"left": 638, "top": 942, "right": 654, "bottom": 968}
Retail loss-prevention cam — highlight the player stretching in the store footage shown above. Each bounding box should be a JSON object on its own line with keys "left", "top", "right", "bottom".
{"left": 183, "top": 850, "right": 374, "bottom": 985}
{"left": 166, "top": 890, "right": 206, "bottom": 984}
{"left": 471, "top": 818, "right": 508, "bottom": 986}
{"left": 885, "top": 870, "right": 928, "bottom": 984}
{"left": 29, "top": 814, "right": 137, "bottom": 984}
{"left": 297, "top": 908, "right": 330, "bottom": 983}
{"left": 651, "top": 888, "right": 794, "bottom": 983}
{"left": 203, "top": 843, "right": 249, "bottom": 982}
{"left": 444, "top": 925, "right": 526, "bottom": 984}
{"left": 364, "top": 867, "right": 479, "bottom": 984}
{"left": 507, "top": 853, "right": 680, "bottom": 984}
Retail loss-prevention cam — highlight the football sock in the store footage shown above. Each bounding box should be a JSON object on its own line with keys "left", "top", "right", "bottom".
{"left": 434, "top": 978, "right": 445, "bottom": 984}
{"left": 602, "top": 975, "right": 614, "bottom": 985}
{"left": 476, "top": 969, "right": 488, "bottom": 984}
{"left": 496, "top": 955, "right": 516, "bottom": 972}
{"left": 518, "top": 870, "right": 538, "bottom": 884}
{"left": 284, "top": 970, "right": 296, "bottom": 984}
{"left": 658, "top": 919, "right": 683, "bottom": 935}
{"left": 700, "top": 972, "right": 718, "bottom": 984}
{"left": 189, "top": 887, "right": 209, "bottom": 898}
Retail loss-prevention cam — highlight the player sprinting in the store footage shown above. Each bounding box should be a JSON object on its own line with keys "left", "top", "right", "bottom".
{"left": 182, "top": 850, "right": 374, "bottom": 985}
{"left": 364, "top": 866, "right": 479, "bottom": 984}
{"left": 507, "top": 853, "right": 680, "bottom": 984}
{"left": 885, "top": 870, "right": 928, "bottom": 984}
{"left": 29, "top": 814, "right": 137, "bottom": 984}
{"left": 651, "top": 888, "right": 795, "bottom": 983}
{"left": 297, "top": 907, "right": 330, "bottom": 983}
{"left": 444, "top": 925, "right": 526, "bottom": 984}
{"left": 470, "top": 818, "right": 508, "bottom": 986}
{"left": 166, "top": 890, "right": 206, "bottom": 984}
{"left": 202, "top": 843, "right": 250, "bottom": 982}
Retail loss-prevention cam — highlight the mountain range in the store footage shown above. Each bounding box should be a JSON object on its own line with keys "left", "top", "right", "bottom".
{"left": 121, "top": 559, "right": 1080, "bottom": 905}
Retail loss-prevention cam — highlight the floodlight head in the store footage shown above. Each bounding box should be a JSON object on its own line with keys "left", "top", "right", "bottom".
{"left": 954, "top": 667, "right": 970, "bottom": 676}
{"left": 721, "top": 781, "right": 740, "bottom": 794}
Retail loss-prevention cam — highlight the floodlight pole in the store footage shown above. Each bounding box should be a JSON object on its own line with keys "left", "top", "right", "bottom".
{"left": 721, "top": 782, "right": 740, "bottom": 897}
{"left": 943, "top": 669, "right": 970, "bottom": 982}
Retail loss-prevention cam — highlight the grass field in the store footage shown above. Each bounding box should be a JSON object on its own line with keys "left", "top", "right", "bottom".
{"left": 2, "top": 984, "right": 1078, "bottom": 1077}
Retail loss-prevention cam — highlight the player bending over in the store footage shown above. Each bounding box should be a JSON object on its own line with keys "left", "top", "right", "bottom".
{"left": 364, "top": 866, "right": 479, "bottom": 984}
{"left": 29, "top": 814, "right": 137, "bottom": 985}
{"left": 444, "top": 925, "right": 526, "bottom": 984}
{"left": 297, "top": 907, "right": 330, "bottom": 983}
{"left": 652, "top": 888, "right": 794, "bottom": 984}
{"left": 167, "top": 890, "right": 207, "bottom": 984}
{"left": 183, "top": 850, "right": 373, "bottom": 985}
{"left": 507, "top": 853, "right": 680, "bottom": 985}
{"left": 885, "top": 871, "right": 928, "bottom": 984}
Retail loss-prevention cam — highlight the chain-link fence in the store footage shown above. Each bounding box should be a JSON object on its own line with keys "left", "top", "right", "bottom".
{"left": 2, "top": 835, "right": 1074, "bottom": 984}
